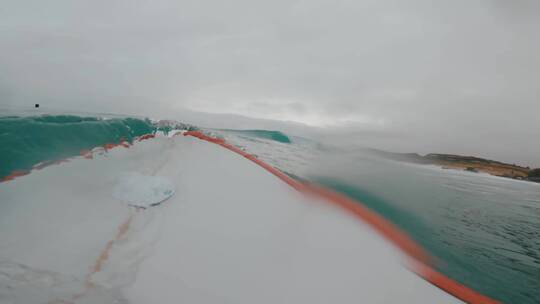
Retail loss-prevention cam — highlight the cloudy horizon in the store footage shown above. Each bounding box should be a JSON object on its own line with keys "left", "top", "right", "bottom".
{"left": 1, "top": 0, "right": 539, "bottom": 166}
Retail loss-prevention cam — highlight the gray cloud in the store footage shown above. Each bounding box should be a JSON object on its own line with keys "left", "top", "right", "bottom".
{"left": 1, "top": 0, "right": 539, "bottom": 165}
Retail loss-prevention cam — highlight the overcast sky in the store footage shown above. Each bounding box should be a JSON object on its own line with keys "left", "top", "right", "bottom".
{"left": 1, "top": 0, "right": 539, "bottom": 165}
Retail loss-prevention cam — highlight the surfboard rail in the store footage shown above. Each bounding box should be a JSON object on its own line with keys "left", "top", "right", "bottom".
{"left": 183, "top": 130, "right": 500, "bottom": 304}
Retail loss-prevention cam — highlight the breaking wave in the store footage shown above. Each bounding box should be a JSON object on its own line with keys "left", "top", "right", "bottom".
{"left": 0, "top": 115, "right": 157, "bottom": 179}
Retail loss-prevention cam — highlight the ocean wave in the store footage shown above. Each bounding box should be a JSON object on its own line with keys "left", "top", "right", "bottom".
{"left": 218, "top": 129, "right": 292, "bottom": 144}
{"left": 0, "top": 115, "right": 189, "bottom": 180}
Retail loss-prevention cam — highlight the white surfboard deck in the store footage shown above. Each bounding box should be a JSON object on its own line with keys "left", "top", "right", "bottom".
{"left": 0, "top": 136, "right": 461, "bottom": 303}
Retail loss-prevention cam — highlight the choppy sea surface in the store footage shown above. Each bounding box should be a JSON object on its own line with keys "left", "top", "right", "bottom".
{"left": 1, "top": 113, "right": 539, "bottom": 303}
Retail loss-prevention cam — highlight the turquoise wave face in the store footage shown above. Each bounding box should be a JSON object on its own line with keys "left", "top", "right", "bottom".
{"left": 218, "top": 129, "right": 291, "bottom": 143}
{"left": 0, "top": 115, "right": 155, "bottom": 179}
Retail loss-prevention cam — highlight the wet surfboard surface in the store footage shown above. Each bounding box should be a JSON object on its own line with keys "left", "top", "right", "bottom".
{"left": 0, "top": 135, "right": 462, "bottom": 303}
{"left": 113, "top": 172, "right": 175, "bottom": 209}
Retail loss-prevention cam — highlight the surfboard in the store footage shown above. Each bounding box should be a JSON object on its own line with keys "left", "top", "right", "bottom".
{"left": 0, "top": 134, "right": 497, "bottom": 303}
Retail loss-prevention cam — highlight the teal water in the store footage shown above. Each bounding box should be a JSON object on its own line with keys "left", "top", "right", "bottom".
{"left": 311, "top": 164, "right": 540, "bottom": 304}
{"left": 217, "top": 129, "right": 291, "bottom": 143}
{"left": 0, "top": 115, "right": 155, "bottom": 179}
{"left": 1, "top": 115, "right": 539, "bottom": 303}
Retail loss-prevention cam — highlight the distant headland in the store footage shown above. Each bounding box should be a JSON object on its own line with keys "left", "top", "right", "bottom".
{"left": 370, "top": 149, "right": 540, "bottom": 183}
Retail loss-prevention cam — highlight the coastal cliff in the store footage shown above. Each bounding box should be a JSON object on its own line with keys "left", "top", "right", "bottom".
{"left": 370, "top": 149, "right": 539, "bottom": 183}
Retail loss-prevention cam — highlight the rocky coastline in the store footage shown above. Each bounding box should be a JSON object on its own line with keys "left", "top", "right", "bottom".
{"left": 370, "top": 149, "right": 540, "bottom": 183}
